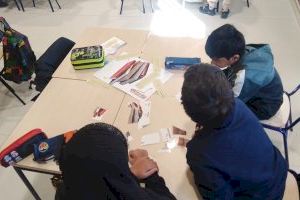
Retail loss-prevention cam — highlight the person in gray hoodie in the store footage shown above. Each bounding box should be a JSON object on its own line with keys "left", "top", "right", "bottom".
{"left": 205, "top": 24, "right": 283, "bottom": 120}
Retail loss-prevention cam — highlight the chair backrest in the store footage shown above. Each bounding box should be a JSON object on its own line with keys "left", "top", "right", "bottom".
{"left": 33, "top": 37, "right": 75, "bottom": 92}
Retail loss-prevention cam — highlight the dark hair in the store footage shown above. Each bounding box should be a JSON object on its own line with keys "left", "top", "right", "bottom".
{"left": 205, "top": 24, "right": 246, "bottom": 59}
{"left": 181, "top": 64, "right": 234, "bottom": 130}
{"left": 59, "top": 122, "right": 128, "bottom": 172}
{"left": 57, "top": 123, "right": 130, "bottom": 199}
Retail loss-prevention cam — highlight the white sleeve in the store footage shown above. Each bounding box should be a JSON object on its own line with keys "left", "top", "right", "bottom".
{"left": 232, "top": 69, "right": 245, "bottom": 97}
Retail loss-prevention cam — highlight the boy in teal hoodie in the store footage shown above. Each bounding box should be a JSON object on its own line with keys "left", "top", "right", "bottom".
{"left": 205, "top": 24, "right": 283, "bottom": 120}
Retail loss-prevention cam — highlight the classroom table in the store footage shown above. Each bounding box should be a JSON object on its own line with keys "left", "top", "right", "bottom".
{"left": 1, "top": 28, "right": 206, "bottom": 199}
{"left": 114, "top": 94, "right": 200, "bottom": 199}
{"left": 0, "top": 78, "right": 125, "bottom": 199}
{"left": 139, "top": 34, "right": 206, "bottom": 97}
{"left": 52, "top": 27, "right": 150, "bottom": 81}
{"left": 1, "top": 27, "right": 299, "bottom": 200}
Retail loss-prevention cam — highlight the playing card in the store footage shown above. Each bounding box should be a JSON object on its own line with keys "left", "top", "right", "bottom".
{"left": 177, "top": 137, "right": 189, "bottom": 147}
{"left": 172, "top": 126, "right": 187, "bottom": 135}
{"left": 160, "top": 128, "right": 172, "bottom": 142}
{"left": 138, "top": 101, "right": 151, "bottom": 129}
{"left": 93, "top": 107, "right": 107, "bottom": 121}
{"left": 141, "top": 132, "right": 161, "bottom": 146}
{"left": 125, "top": 131, "right": 133, "bottom": 142}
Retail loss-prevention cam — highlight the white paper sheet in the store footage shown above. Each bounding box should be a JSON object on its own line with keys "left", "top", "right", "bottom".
{"left": 141, "top": 128, "right": 172, "bottom": 146}
{"left": 156, "top": 69, "right": 173, "bottom": 84}
{"left": 94, "top": 58, "right": 156, "bottom": 101}
{"left": 160, "top": 128, "right": 172, "bottom": 142}
{"left": 175, "top": 91, "right": 182, "bottom": 102}
{"left": 138, "top": 101, "right": 151, "bottom": 129}
{"left": 141, "top": 132, "right": 161, "bottom": 146}
{"left": 101, "top": 37, "right": 126, "bottom": 55}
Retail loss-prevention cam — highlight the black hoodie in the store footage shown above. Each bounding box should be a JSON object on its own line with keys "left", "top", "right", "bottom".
{"left": 56, "top": 123, "right": 176, "bottom": 200}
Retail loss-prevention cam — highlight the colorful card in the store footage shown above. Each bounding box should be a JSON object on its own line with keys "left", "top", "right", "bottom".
{"left": 93, "top": 107, "right": 107, "bottom": 121}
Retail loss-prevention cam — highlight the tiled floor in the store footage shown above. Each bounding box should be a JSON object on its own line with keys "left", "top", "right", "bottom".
{"left": 0, "top": 0, "right": 300, "bottom": 199}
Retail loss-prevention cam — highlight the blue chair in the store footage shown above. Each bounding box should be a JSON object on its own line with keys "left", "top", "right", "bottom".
{"left": 260, "top": 84, "right": 300, "bottom": 168}
{"left": 120, "top": 0, "right": 154, "bottom": 14}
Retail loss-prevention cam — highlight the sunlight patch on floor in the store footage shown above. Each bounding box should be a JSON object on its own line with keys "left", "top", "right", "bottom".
{"left": 150, "top": 0, "right": 206, "bottom": 38}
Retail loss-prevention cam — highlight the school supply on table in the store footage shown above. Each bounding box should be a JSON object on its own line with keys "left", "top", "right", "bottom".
{"left": 71, "top": 45, "right": 105, "bottom": 70}
{"left": 128, "top": 101, "right": 151, "bottom": 128}
{"left": 33, "top": 130, "right": 75, "bottom": 162}
{"left": 165, "top": 57, "right": 201, "bottom": 70}
{"left": 0, "top": 129, "right": 47, "bottom": 167}
{"left": 94, "top": 58, "right": 156, "bottom": 101}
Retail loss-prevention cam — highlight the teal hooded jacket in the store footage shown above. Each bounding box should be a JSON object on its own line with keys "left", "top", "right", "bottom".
{"left": 233, "top": 44, "right": 283, "bottom": 120}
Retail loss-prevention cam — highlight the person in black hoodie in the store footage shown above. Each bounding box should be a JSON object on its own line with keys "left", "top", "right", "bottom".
{"left": 181, "top": 64, "right": 288, "bottom": 199}
{"left": 55, "top": 123, "right": 176, "bottom": 200}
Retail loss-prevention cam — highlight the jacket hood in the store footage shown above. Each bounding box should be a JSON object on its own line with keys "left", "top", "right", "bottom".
{"left": 242, "top": 44, "right": 275, "bottom": 86}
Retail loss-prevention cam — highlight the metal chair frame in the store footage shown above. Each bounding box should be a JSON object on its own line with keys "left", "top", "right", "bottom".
{"left": 14, "top": 0, "right": 61, "bottom": 12}
{"left": 261, "top": 84, "right": 300, "bottom": 168}
{"left": 120, "top": 0, "right": 154, "bottom": 15}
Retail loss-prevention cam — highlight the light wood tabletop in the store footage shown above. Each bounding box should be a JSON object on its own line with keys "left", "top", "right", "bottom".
{"left": 0, "top": 78, "right": 125, "bottom": 173}
{"left": 52, "top": 27, "right": 150, "bottom": 81}
{"left": 139, "top": 33, "right": 208, "bottom": 97}
{"left": 113, "top": 94, "right": 200, "bottom": 200}
{"left": 1, "top": 28, "right": 298, "bottom": 200}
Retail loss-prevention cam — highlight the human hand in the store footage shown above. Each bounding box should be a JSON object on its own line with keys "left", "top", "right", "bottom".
{"left": 129, "top": 149, "right": 148, "bottom": 165}
{"left": 130, "top": 157, "right": 158, "bottom": 179}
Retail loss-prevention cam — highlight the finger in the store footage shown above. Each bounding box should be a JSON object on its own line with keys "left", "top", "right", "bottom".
{"left": 129, "top": 157, "right": 134, "bottom": 163}
{"left": 144, "top": 159, "right": 158, "bottom": 170}
{"left": 129, "top": 149, "right": 136, "bottom": 155}
{"left": 144, "top": 167, "right": 158, "bottom": 177}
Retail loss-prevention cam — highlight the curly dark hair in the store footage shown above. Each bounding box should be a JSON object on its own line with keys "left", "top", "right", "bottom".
{"left": 181, "top": 64, "right": 234, "bottom": 130}
{"left": 205, "top": 24, "right": 246, "bottom": 59}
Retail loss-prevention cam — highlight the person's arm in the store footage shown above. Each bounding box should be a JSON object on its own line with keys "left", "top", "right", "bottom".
{"left": 130, "top": 155, "right": 176, "bottom": 200}
{"left": 142, "top": 173, "right": 177, "bottom": 200}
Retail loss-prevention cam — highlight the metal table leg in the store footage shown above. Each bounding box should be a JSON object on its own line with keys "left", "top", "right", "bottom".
{"left": 14, "top": 167, "right": 42, "bottom": 200}
{"left": 0, "top": 76, "right": 26, "bottom": 105}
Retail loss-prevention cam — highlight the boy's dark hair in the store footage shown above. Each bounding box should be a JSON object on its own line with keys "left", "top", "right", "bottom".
{"left": 181, "top": 64, "right": 234, "bottom": 130}
{"left": 205, "top": 24, "right": 246, "bottom": 59}
{"left": 58, "top": 123, "right": 128, "bottom": 171}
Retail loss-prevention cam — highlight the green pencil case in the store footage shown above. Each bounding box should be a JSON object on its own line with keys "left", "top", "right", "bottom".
{"left": 70, "top": 45, "right": 105, "bottom": 70}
